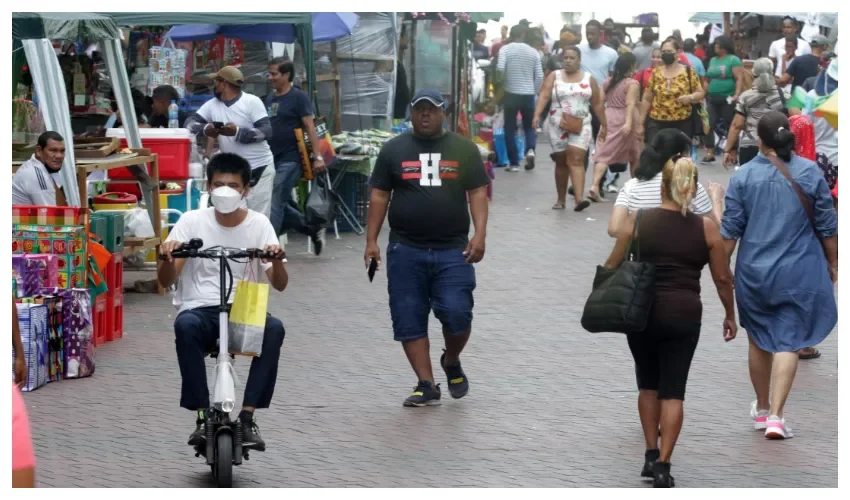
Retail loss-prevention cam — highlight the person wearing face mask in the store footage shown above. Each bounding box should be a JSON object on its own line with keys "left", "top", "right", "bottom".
{"left": 12, "top": 131, "right": 68, "bottom": 206}
{"left": 185, "top": 66, "right": 276, "bottom": 218}
{"left": 637, "top": 38, "right": 705, "bottom": 145}
{"left": 158, "top": 153, "right": 288, "bottom": 452}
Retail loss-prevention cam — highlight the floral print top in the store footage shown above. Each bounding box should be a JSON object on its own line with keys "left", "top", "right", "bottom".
{"left": 647, "top": 65, "right": 703, "bottom": 121}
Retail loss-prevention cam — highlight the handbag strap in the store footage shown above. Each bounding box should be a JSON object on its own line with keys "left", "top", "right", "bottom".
{"left": 765, "top": 154, "right": 818, "bottom": 233}
{"left": 628, "top": 209, "right": 644, "bottom": 261}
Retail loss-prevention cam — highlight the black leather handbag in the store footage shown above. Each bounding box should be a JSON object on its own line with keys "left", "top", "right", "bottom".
{"left": 581, "top": 210, "right": 655, "bottom": 334}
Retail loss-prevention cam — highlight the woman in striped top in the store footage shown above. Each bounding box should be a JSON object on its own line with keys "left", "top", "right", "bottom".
{"left": 607, "top": 129, "right": 723, "bottom": 237}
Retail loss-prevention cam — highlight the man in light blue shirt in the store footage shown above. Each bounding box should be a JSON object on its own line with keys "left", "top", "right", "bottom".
{"left": 576, "top": 20, "right": 618, "bottom": 195}
{"left": 578, "top": 20, "right": 618, "bottom": 84}
{"left": 683, "top": 38, "right": 706, "bottom": 78}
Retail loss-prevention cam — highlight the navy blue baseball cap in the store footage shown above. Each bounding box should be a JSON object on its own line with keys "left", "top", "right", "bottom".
{"left": 410, "top": 89, "right": 446, "bottom": 108}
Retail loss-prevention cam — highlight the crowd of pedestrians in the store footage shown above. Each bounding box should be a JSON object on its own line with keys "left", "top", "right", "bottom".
{"left": 13, "top": 16, "right": 838, "bottom": 489}
{"left": 486, "top": 18, "right": 838, "bottom": 487}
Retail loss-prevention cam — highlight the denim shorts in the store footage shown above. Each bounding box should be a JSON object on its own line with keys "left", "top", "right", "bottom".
{"left": 386, "top": 242, "right": 477, "bottom": 342}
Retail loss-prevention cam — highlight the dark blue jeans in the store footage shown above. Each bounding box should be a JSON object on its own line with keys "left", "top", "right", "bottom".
{"left": 503, "top": 92, "right": 537, "bottom": 166}
{"left": 385, "top": 242, "right": 476, "bottom": 342}
{"left": 270, "top": 159, "right": 307, "bottom": 236}
{"left": 174, "top": 306, "right": 285, "bottom": 410}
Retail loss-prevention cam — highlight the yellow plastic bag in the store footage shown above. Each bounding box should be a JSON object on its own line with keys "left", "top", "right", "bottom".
{"left": 228, "top": 263, "right": 269, "bottom": 357}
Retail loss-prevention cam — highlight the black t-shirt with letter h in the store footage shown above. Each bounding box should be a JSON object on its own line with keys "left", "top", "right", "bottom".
{"left": 370, "top": 132, "right": 491, "bottom": 250}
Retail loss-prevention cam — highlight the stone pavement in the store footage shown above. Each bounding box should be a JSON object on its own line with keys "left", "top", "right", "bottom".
{"left": 23, "top": 141, "right": 837, "bottom": 488}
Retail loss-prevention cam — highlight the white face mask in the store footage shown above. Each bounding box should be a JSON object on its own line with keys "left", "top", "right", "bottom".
{"left": 210, "top": 186, "right": 244, "bottom": 214}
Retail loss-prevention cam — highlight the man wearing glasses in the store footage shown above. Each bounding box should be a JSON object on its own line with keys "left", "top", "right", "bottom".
{"left": 185, "top": 66, "right": 275, "bottom": 217}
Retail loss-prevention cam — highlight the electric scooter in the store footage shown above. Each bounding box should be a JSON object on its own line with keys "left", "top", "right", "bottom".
{"left": 164, "top": 238, "right": 282, "bottom": 488}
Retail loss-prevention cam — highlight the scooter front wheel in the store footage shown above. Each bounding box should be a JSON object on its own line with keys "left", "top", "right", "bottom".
{"left": 214, "top": 433, "right": 233, "bottom": 488}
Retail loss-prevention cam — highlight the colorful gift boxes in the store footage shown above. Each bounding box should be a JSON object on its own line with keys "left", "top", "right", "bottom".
{"left": 13, "top": 224, "right": 87, "bottom": 289}
{"left": 14, "top": 303, "right": 49, "bottom": 392}
{"left": 12, "top": 205, "right": 84, "bottom": 226}
{"left": 37, "top": 288, "right": 95, "bottom": 379}
{"left": 12, "top": 254, "right": 59, "bottom": 297}
{"left": 22, "top": 295, "right": 65, "bottom": 382}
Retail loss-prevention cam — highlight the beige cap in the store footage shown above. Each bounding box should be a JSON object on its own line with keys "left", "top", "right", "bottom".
{"left": 209, "top": 66, "right": 244, "bottom": 87}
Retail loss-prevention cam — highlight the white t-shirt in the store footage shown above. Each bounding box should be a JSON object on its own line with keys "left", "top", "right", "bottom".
{"left": 614, "top": 173, "right": 713, "bottom": 215}
{"left": 166, "top": 208, "right": 279, "bottom": 314}
{"left": 196, "top": 93, "right": 274, "bottom": 170}
{"left": 769, "top": 37, "right": 812, "bottom": 91}
{"left": 12, "top": 155, "right": 61, "bottom": 206}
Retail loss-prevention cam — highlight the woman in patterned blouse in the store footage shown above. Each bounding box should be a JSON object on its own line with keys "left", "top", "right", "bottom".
{"left": 637, "top": 38, "right": 705, "bottom": 144}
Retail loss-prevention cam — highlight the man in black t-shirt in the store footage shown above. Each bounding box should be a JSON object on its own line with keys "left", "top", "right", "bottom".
{"left": 779, "top": 34, "right": 828, "bottom": 92}
{"left": 366, "top": 89, "right": 491, "bottom": 407}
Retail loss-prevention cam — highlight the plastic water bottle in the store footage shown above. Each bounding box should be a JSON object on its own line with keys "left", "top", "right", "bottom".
{"left": 168, "top": 100, "right": 179, "bottom": 128}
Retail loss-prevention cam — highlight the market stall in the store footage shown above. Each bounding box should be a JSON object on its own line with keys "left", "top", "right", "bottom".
{"left": 403, "top": 12, "right": 502, "bottom": 134}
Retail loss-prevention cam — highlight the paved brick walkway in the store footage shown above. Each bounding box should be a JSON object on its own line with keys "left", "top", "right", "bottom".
{"left": 23, "top": 142, "right": 837, "bottom": 487}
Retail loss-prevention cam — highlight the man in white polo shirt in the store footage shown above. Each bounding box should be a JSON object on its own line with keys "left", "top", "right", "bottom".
{"left": 12, "top": 131, "right": 67, "bottom": 206}
{"left": 185, "top": 66, "right": 275, "bottom": 217}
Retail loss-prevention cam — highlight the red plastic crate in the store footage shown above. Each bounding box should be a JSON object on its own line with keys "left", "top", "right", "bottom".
{"left": 106, "top": 291, "right": 124, "bottom": 342}
{"left": 106, "top": 252, "right": 124, "bottom": 295}
{"left": 107, "top": 137, "right": 191, "bottom": 179}
{"left": 93, "top": 294, "right": 108, "bottom": 347}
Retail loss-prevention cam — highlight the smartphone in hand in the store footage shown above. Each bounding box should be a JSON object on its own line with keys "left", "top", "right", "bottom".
{"left": 367, "top": 257, "right": 378, "bottom": 282}
{"left": 212, "top": 121, "right": 225, "bottom": 129}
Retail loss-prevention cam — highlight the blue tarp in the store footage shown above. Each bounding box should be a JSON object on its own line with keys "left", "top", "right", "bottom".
{"left": 167, "top": 13, "right": 358, "bottom": 43}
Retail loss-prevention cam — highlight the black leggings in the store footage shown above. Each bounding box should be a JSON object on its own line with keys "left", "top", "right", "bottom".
{"left": 704, "top": 94, "right": 734, "bottom": 149}
{"left": 627, "top": 316, "right": 701, "bottom": 401}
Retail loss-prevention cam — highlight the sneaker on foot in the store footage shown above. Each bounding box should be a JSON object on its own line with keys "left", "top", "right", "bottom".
{"left": 750, "top": 401, "right": 770, "bottom": 430}
{"left": 641, "top": 449, "right": 660, "bottom": 478}
{"left": 652, "top": 461, "right": 675, "bottom": 488}
{"left": 188, "top": 417, "right": 206, "bottom": 447}
{"left": 525, "top": 150, "right": 536, "bottom": 171}
{"left": 440, "top": 350, "right": 469, "bottom": 399}
{"left": 403, "top": 380, "right": 442, "bottom": 407}
{"left": 241, "top": 418, "right": 267, "bottom": 451}
{"left": 507, "top": 166, "right": 520, "bottom": 172}
{"left": 765, "top": 416, "right": 794, "bottom": 439}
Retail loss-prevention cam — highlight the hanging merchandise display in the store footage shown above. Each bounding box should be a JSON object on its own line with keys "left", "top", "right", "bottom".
{"left": 148, "top": 37, "right": 188, "bottom": 97}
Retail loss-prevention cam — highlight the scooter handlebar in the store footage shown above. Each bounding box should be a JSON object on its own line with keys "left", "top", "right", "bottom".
{"left": 160, "top": 239, "right": 285, "bottom": 261}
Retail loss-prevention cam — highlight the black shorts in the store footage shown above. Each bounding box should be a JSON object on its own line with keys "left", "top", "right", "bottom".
{"left": 627, "top": 317, "right": 701, "bottom": 400}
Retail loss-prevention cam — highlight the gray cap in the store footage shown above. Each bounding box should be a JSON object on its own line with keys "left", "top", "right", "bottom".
{"left": 810, "top": 34, "right": 830, "bottom": 47}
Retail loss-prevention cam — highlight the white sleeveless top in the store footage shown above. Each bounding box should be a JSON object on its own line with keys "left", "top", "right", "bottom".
{"left": 552, "top": 70, "right": 593, "bottom": 121}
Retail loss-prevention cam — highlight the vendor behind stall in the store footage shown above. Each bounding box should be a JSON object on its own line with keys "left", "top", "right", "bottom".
{"left": 12, "top": 131, "right": 67, "bottom": 206}
{"left": 148, "top": 85, "right": 189, "bottom": 128}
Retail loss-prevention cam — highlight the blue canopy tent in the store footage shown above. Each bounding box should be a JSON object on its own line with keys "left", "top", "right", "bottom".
{"left": 166, "top": 13, "right": 359, "bottom": 43}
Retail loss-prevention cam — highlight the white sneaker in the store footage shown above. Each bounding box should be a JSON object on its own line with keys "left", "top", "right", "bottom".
{"left": 764, "top": 415, "right": 794, "bottom": 439}
{"left": 750, "top": 401, "right": 770, "bottom": 430}
{"left": 507, "top": 166, "right": 520, "bottom": 172}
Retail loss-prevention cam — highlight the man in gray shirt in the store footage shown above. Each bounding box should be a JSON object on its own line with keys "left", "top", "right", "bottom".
{"left": 632, "top": 27, "right": 660, "bottom": 71}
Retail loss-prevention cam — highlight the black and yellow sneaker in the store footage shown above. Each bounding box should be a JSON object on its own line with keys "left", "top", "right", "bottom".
{"left": 241, "top": 417, "right": 266, "bottom": 452}
{"left": 403, "top": 381, "right": 442, "bottom": 407}
{"left": 188, "top": 411, "right": 206, "bottom": 447}
{"left": 440, "top": 350, "right": 469, "bottom": 399}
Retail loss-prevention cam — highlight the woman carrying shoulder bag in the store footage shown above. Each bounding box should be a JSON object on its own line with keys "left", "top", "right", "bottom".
{"left": 637, "top": 38, "right": 705, "bottom": 144}
{"left": 600, "top": 157, "right": 736, "bottom": 487}
{"left": 533, "top": 45, "right": 607, "bottom": 211}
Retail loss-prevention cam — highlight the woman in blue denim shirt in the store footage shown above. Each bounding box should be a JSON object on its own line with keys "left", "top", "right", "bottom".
{"left": 721, "top": 111, "right": 837, "bottom": 440}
